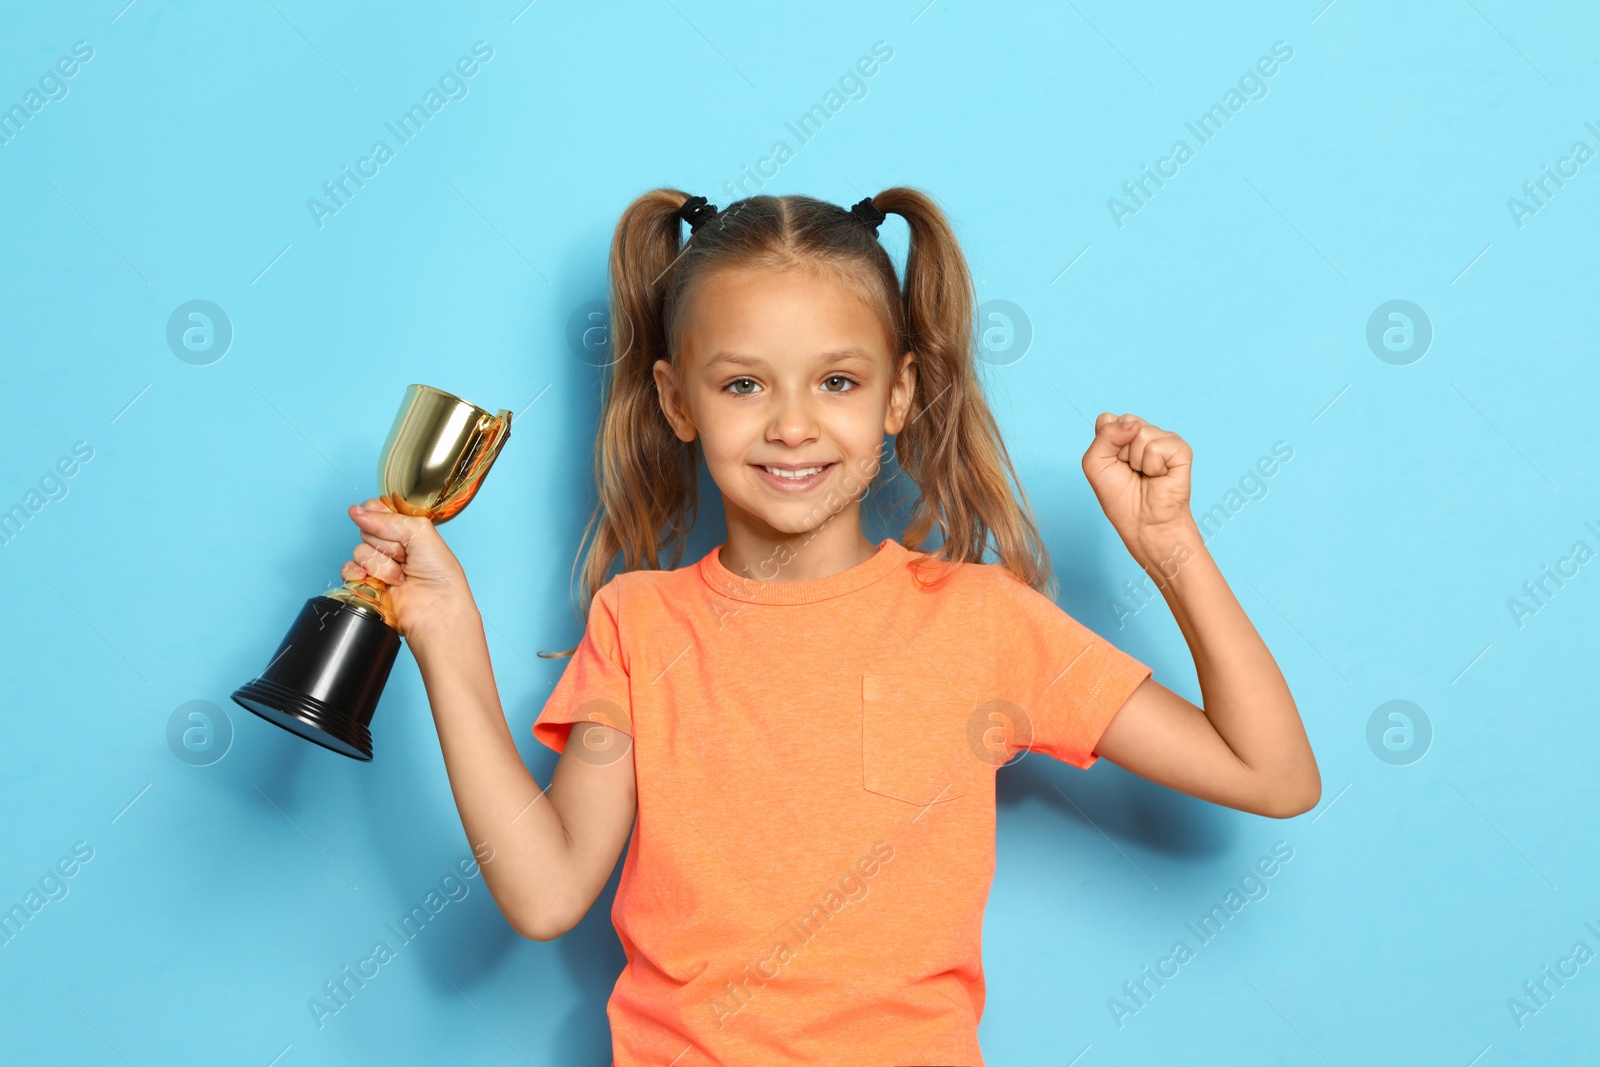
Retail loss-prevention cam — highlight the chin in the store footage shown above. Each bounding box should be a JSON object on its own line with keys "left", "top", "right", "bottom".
{"left": 731, "top": 500, "right": 827, "bottom": 537}
{"left": 757, "top": 512, "right": 826, "bottom": 536}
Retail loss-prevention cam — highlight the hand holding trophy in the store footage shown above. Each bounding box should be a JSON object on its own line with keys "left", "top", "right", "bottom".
{"left": 232, "top": 384, "right": 511, "bottom": 761}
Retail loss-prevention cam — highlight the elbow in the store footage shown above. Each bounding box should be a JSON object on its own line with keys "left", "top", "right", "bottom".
{"left": 1258, "top": 772, "right": 1321, "bottom": 820}
{"left": 1260, "top": 790, "right": 1317, "bottom": 820}
{"left": 507, "top": 894, "right": 579, "bottom": 943}
{"left": 518, "top": 922, "right": 565, "bottom": 943}
{"left": 513, "top": 911, "right": 571, "bottom": 943}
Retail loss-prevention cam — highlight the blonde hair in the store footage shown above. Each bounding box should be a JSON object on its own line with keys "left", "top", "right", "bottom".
{"left": 541, "top": 186, "right": 1055, "bottom": 658}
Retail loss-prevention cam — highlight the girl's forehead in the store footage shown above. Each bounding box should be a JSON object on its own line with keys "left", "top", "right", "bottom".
{"left": 690, "top": 262, "right": 860, "bottom": 306}
{"left": 680, "top": 265, "right": 894, "bottom": 356}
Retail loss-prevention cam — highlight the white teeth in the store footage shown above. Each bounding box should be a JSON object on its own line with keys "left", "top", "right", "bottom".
{"left": 763, "top": 465, "right": 826, "bottom": 479}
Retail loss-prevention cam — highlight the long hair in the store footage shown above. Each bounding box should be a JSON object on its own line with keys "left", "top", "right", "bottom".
{"left": 540, "top": 186, "right": 1054, "bottom": 658}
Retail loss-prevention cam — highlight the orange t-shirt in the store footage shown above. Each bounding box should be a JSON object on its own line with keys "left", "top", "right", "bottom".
{"left": 533, "top": 537, "right": 1152, "bottom": 1067}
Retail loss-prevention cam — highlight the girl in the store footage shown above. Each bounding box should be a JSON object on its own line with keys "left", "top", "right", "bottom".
{"left": 340, "top": 187, "right": 1319, "bottom": 1066}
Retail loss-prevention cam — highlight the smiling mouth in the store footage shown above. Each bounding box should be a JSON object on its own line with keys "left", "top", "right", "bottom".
{"left": 751, "top": 462, "right": 835, "bottom": 489}
{"left": 758, "top": 464, "right": 830, "bottom": 479}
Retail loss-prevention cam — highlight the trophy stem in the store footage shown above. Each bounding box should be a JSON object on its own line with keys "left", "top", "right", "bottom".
{"left": 325, "top": 575, "right": 398, "bottom": 629}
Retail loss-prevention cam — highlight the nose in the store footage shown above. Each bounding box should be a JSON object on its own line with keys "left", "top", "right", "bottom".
{"left": 766, "top": 384, "right": 820, "bottom": 448}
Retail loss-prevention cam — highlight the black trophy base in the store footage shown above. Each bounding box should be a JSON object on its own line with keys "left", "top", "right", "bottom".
{"left": 232, "top": 595, "right": 402, "bottom": 762}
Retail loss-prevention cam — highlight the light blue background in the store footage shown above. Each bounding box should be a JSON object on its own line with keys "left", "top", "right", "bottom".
{"left": 2, "top": 1, "right": 1597, "bottom": 1064}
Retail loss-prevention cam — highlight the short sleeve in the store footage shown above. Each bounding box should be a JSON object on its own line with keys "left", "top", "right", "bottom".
{"left": 532, "top": 578, "right": 634, "bottom": 754}
{"left": 990, "top": 568, "right": 1152, "bottom": 770}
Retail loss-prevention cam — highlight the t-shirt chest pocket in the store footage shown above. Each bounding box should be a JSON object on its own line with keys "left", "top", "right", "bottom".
{"left": 860, "top": 673, "right": 982, "bottom": 806}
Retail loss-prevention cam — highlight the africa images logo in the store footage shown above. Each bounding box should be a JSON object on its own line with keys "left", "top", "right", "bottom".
{"left": 1106, "top": 41, "right": 1294, "bottom": 229}
{"left": 306, "top": 41, "right": 495, "bottom": 229}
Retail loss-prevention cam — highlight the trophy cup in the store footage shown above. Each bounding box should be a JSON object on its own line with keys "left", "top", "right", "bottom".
{"left": 232, "top": 384, "right": 512, "bottom": 761}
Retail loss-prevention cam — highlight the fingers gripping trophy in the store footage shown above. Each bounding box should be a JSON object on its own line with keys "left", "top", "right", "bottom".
{"left": 232, "top": 384, "right": 512, "bottom": 761}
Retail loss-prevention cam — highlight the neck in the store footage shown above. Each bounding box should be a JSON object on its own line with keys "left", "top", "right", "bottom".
{"left": 717, "top": 499, "right": 878, "bottom": 583}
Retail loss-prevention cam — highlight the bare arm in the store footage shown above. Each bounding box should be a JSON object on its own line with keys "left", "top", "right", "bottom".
{"left": 1094, "top": 519, "right": 1320, "bottom": 818}
{"left": 1080, "top": 415, "right": 1319, "bottom": 819}
{"left": 341, "top": 500, "right": 635, "bottom": 940}
{"left": 411, "top": 607, "right": 636, "bottom": 939}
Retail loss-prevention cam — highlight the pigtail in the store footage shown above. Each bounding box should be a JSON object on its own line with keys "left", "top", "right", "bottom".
{"left": 541, "top": 189, "right": 703, "bottom": 658}
{"left": 871, "top": 187, "right": 1056, "bottom": 598}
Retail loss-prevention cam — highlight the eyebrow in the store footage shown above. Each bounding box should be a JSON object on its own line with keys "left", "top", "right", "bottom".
{"left": 705, "top": 348, "right": 875, "bottom": 370}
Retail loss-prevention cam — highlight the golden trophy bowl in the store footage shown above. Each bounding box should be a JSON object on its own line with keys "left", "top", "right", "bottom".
{"left": 232, "top": 384, "right": 511, "bottom": 761}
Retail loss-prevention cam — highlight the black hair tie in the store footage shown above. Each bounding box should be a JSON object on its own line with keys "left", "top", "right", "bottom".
{"left": 675, "top": 194, "right": 719, "bottom": 234}
{"left": 850, "top": 196, "right": 886, "bottom": 236}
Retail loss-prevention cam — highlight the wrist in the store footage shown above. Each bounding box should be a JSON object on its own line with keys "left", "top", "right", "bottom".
{"left": 407, "top": 594, "right": 484, "bottom": 656}
{"left": 1130, "top": 517, "right": 1206, "bottom": 580}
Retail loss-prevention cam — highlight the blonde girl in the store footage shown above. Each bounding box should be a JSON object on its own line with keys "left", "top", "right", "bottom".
{"left": 340, "top": 187, "right": 1319, "bottom": 1066}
